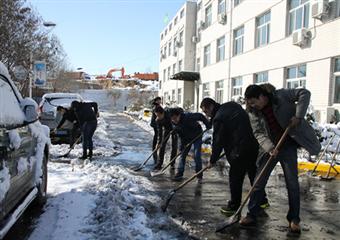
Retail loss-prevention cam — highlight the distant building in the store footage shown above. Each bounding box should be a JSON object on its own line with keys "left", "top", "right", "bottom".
{"left": 159, "top": 0, "right": 340, "bottom": 122}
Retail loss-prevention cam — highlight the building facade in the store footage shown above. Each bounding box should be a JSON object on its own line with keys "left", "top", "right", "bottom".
{"left": 159, "top": 1, "right": 197, "bottom": 109}
{"left": 159, "top": 0, "right": 340, "bottom": 122}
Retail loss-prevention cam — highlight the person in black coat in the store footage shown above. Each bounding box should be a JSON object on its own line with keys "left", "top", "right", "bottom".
{"left": 150, "top": 97, "right": 162, "bottom": 165}
{"left": 169, "top": 108, "right": 211, "bottom": 182}
{"left": 71, "top": 101, "right": 98, "bottom": 160}
{"left": 200, "top": 98, "right": 268, "bottom": 215}
{"left": 153, "top": 106, "right": 178, "bottom": 170}
{"left": 55, "top": 106, "right": 79, "bottom": 147}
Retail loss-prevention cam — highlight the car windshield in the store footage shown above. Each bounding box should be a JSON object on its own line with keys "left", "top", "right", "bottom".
{"left": 0, "top": 76, "right": 25, "bottom": 126}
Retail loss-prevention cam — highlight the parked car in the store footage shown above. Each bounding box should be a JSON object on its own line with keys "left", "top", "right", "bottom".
{"left": 0, "top": 61, "right": 50, "bottom": 238}
{"left": 38, "top": 93, "right": 83, "bottom": 145}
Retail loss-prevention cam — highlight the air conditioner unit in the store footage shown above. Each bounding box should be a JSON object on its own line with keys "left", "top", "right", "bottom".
{"left": 192, "top": 36, "right": 198, "bottom": 43}
{"left": 292, "top": 28, "right": 311, "bottom": 47}
{"left": 218, "top": 13, "right": 227, "bottom": 24}
{"left": 311, "top": 0, "right": 329, "bottom": 19}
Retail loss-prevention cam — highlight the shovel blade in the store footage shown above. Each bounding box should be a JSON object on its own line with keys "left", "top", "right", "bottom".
{"left": 150, "top": 170, "right": 164, "bottom": 177}
{"left": 161, "top": 191, "right": 175, "bottom": 212}
{"left": 132, "top": 166, "right": 143, "bottom": 171}
{"left": 215, "top": 213, "right": 240, "bottom": 233}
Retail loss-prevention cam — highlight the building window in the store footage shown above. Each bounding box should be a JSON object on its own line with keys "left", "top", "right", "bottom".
{"left": 178, "top": 60, "right": 183, "bottom": 72}
{"left": 336, "top": 0, "right": 340, "bottom": 18}
{"left": 256, "top": 11, "right": 270, "bottom": 47}
{"left": 174, "top": 17, "right": 178, "bottom": 25}
{"left": 233, "top": 26, "right": 244, "bottom": 56}
{"left": 172, "top": 89, "right": 176, "bottom": 101}
{"left": 254, "top": 71, "right": 268, "bottom": 84}
{"left": 164, "top": 92, "right": 169, "bottom": 103}
{"left": 159, "top": 80, "right": 162, "bottom": 90}
{"left": 161, "top": 34, "right": 163, "bottom": 40}
{"left": 205, "top": 4, "right": 212, "bottom": 27}
{"left": 232, "top": 77, "right": 243, "bottom": 97}
{"left": 333, "top": 58, "right": 340, "bottom": 103}
{"left": 178, "top": 88, "right": 182, "bottom": 104}
{"left": 179, "top": 31, "right": 184, "bottom": 45}
{"left": 218, "top": 0, "right": 226, "bottom": 14}
{"left": 286, "top": 64, "right": 306, "bottom": 89}
{"left": 165, "top": 29, "right": 168, "bottom": 36}
{"left": 168, "top": 42, "right": 172, "bottom": 56}
{"left": 169, "top": 23, "right": 172, "bottom": 31}
{"left": 234, "top": 0, "right": 243, "bottom": 7}
{"left": 163, "top": 69, "right": 166, "bottom": 81}
{"left": 288, "top": 0, "right": 310, "bottom": 35}
{"left": 180, "top": 9, "right": 185, "bottom": 18}
{"left": 168, "top": 66, "right": 171, "bottom": 81}
{"left": 216, "top": 36, "right": 225, "bottom": 62}
{"left": 173, "top": 37, "right": 177, "bottom": 53}
{"left": 164, "top": 46, "right": 167, "bottom": 59}
{"left": 196, "top": 58, "right": 201, "bottom": 72}
{"left": 215, "top": 80, "right": 224, "bottom": 103}
{"left": 203, "top": 83, "right": 210, "bottom": 98}
{"left": 173, "top": 63, "right": 176, "bottom": 75}
{"left": 204, "top": 44, "right": 211, "bottom": 67}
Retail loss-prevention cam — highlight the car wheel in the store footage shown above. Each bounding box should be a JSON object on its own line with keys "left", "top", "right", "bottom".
{"left": 35, "top": 151, "right": 48, "bottom": 206}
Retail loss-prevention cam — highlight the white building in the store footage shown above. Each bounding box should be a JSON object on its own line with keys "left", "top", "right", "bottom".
{"left": 159, "top": 1, "right": 197, "bottom": 109}
{"left": 159, "top": 0, "right": 340, "bottom": 122}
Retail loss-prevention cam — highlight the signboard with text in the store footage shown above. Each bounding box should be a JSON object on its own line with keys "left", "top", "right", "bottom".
{"left": 33, "top": 61, "right": 47, "bottom": 87}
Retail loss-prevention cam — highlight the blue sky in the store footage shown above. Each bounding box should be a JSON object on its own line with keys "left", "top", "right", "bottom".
{"left": 30, "top": 0, "right": 186, "bottom": 75}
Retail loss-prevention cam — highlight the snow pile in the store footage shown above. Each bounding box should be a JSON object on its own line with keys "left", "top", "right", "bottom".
{"left": 121, "top": 112, "right": 153, "bottom": 134}
{"left": 0, "top": 81, "right": 25, "bottom": 126}
{"left": 28, "top": 122, "right": 50, "bottom": 183}
{"left": 0, "top": 164, "right": 10, "bottom": 202}
{"left": 17, "top": 157, "right": 28, "bottom": 175}
{"left": 8, "top": 129, "right": 21, "bottom": 150}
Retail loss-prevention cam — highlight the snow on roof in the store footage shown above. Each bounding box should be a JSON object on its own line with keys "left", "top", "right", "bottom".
{"left": 42, "top": 93, "right": 83, "bottom": 100}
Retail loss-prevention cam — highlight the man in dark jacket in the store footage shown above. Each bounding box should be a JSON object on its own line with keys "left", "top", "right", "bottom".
{"left": 71, "top": 101, "right": 99, "bottom": 160}
{"left": 55, "top": 106, "right": 79, "bottom": 147}
{"left": 242, "top": 84, "right": 321, "bottom": 234}
{"left": 200, "top": 98, "right": 268, "bottom": 215}
{"left": 169, "top": 108, "right": 211, "bottom": 182}
{"left": 150, "top": 97, "right": 162, "bottom": 165}
{"left": 153, "top": 106, "right": 178, "bottom": 170}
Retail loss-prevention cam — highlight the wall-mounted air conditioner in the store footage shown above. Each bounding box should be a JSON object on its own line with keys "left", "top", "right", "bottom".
{"left": 292, "top": 28, "right": 311, "bottom": 47}
{"left": 218, "top": 13, "right": 227, "bottom": 24}
{"left": 311, "top": 0, "right": 329, "bottom": 19}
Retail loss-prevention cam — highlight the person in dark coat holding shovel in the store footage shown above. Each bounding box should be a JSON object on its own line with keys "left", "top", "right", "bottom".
{"left": 153, "top": 106, "right": 178, "bottom": 170}
{"left": 55, "top": 106, "right": 79, "bottom": 147}
{"left": 169, "top": 108, "right": 211, "bottom": 183}
{"left": 150, "top": 97, "right": 162, "bottom": 165}
{"left": 71, "top": 100, "right": 99, "bottom": 160}
{"left": 200, "top": 98, "right": 269, "bottom": 216}
{"left": 242, "top": 84, "right": 321, "bottom": 234}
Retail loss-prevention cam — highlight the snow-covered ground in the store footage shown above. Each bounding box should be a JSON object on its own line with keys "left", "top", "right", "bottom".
{"left": 28, "top": 90, "right": 187, "bottom": 240}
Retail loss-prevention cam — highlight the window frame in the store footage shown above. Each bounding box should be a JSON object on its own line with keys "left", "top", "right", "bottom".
{"left": 216, "top": 36, "right": 225, "bottom": 62}
{"left": 232, "top": 77, "right": 243, "bottom": 97}
{"left": 288, "top": 0, "right": 310, "bottom": 35}
{"left": 218, "top": 0, "right": 226, "bottom": 15}
{"left": 333, "top": 57, "right": 340, "bottom": 103}
{"left": 233, "top": 26, "right": 244, "bottom": 56}
{"left": 254, "top": 71, "right": 269, "bottom": 84}
{"left": 204, "top": 44, "right": 211, "bottom": 67}
{"left": 256, "top": 11, "right": 271, "bottom": 48}
{"left": 177, "top": 88, "right": 182, "bottom": 105}
{"left": 215, "top": 80, "right": 224, "bottom": 103}
{"left": 205, "top": 4, "right": 212, "bottom": 27}
{"left": 286, "top": 64, "right": 307, "bottom": 89}
{"left": 203, "top": 83, "right": 210, "bottom": 98}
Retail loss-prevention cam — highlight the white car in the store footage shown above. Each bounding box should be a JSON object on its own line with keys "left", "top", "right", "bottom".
{"left": 0, "top": 61, "right": 50, "bottom": 238}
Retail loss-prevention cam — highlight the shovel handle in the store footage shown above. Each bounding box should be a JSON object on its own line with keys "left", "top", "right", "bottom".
{"left": 311, "top": 133, "right": 335, "bottom": 174}
{"left": 233, "top": 125, "right": 292, "bottom": 217}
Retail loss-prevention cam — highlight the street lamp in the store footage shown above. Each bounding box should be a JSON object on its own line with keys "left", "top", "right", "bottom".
{"left": 29, "top": 21, "right": 57, "bottom": 98}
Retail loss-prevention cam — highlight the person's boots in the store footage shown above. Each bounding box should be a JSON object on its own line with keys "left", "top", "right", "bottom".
{"left": 88, "top": 149, "right": 93, "bottom": 160}
{"left": 79, "top": 150, "right": 87, "bottom": 160}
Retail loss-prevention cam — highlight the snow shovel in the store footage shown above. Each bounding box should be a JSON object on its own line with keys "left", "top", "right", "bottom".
{"left": 310, "top": 134, "right": 335, "bottom": 176}
{"left": 57, "top": 136, "right": 82, "bottom": 158}
{"left": 320, "top": 138, "right": 340, "bottom": 181}
{"left": 216, "top": 125, "right": 292, "bottom": 233}
{"left": 132, "top": 130, "right": 173, "bottom": 171}
{"left": 161, "top": 153, "right": 226, "bottom": 212}
{"left": 150, "top": 129, "right": 209, "bottom": 177}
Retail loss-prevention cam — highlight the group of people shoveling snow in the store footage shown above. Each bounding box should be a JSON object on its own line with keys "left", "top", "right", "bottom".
{"left": 55, "top": 83, "right": 322, "bottom": 235}
{"left": 143, "top": 83, "right": 321, "bottom": 235}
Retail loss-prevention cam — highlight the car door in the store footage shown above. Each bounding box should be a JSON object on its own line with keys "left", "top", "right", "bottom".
{"left": 0, "top": 74, "right": 35, "bottom": 219}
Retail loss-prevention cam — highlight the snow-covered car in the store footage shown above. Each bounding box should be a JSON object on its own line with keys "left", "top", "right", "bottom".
{"left": 39, "top": 93, "right": 83, "bottom": 144}
{"left": 0, "top": 61, "right": 50, "bottom": 238}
